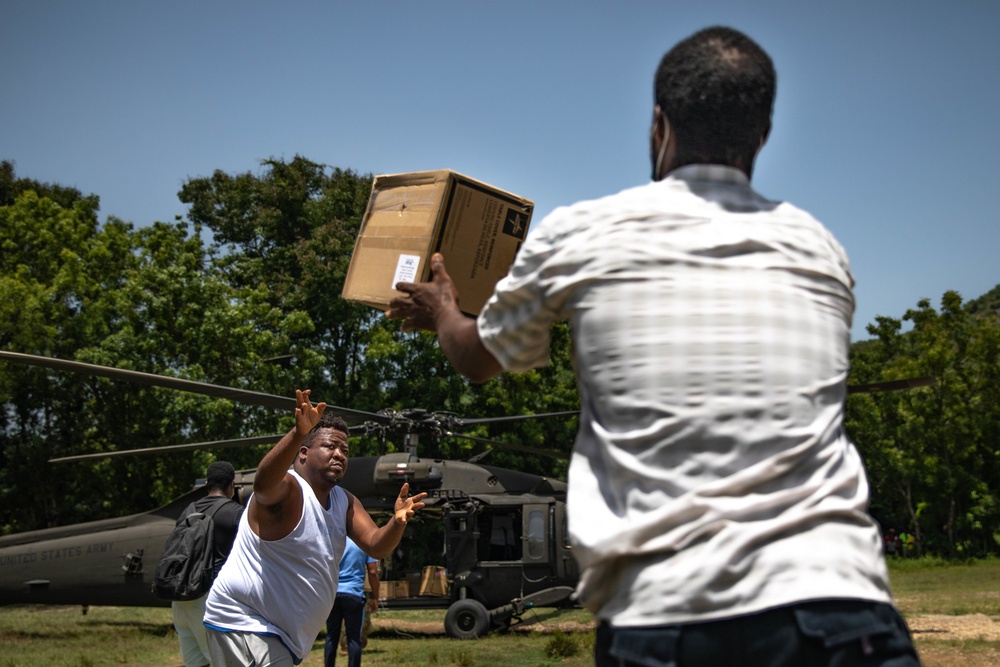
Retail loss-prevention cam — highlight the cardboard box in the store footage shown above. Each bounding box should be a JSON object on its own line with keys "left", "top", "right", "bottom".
{"left": 341, "top": 170, "right": 533, "bottom": 316}
{"left": 380, "top": 580, "right": 410, "bottom": 599}
{"left": 418, "top": 565, "right": 449, "bottom": 597}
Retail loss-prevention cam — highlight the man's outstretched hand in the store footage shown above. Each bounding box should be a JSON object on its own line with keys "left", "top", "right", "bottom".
{"left": 386, "top": 253, "right": 460, "bottom": 332}
{"left": 393, "top": 482, "right": 428, "bottom": 525}
{"left": 386, "top": 252, "right": 503, "bottom": 384}
{"left": 294, "top": 389, "right": 326, "bottom": 436}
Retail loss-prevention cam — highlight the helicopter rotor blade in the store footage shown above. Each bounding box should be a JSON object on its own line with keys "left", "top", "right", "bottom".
{"left": 847, "top": 377, "right": 936, "bottom": 394}
{"left": 466, "top": 449, "right": 493, "bottom": 464}
{"left": 48, "top": 434, "right": 286, "bottom": 463}
{"left": 0, "top": 351, "right": 383, "bottom": 423}
{"left": 50, "top": 423, "right": 389, "bottom": 463}
{"left": 453, "top": 410, "right": 580, "bottom": 427}
{"left": 47, "top": 428, "right": 571, "bottom": 464}
{"left": 446, "top": 432, "right": 569, "bottom": 461}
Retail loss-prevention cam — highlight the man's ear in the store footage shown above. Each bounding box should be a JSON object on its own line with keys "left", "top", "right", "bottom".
{"left": 651, "top": 104, "right": 667, "bottom": 145}
{"left": 758, "top": 122, "right": 772, "bottom": 152}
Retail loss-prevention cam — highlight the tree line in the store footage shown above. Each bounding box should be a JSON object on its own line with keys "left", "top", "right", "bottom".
{"left": 846, "top": 291, "right": 1000, "bottom": 558}
{"left": 2, "top": 158, "right": 998, "bottom": 558}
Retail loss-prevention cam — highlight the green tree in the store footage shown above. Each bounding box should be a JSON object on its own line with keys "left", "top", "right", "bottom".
{"left": 0, "top": 159, "right": 92, "bottom": 210}
{"left": 178, "top": 156, "right": 580, "bottom": 470}
{"left": 179, "top": 157, "right": 381, "bottom": 414}
{"left": 1, "top": 157, "right": 582, "bottom": 536}
{"left": 848, "top": 292, "right": 1000, "bottom": 557}
{"left": 0, "top": 167, "right": 296, "bottom": 532}
{"left": 0, "top": 177, "right": 128, "bottom": 532}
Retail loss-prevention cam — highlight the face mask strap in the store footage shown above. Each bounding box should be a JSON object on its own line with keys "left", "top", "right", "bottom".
{"left": 653, "top": 113, "right": 670, "bottom": 181}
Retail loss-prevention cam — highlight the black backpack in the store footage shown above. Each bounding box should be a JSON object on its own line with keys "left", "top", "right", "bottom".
{"left": 152, "top": 499, "right": 227, "bottom": 601}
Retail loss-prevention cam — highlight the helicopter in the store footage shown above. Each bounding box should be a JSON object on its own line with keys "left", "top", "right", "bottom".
{"left": 0, "top": 351, "right": 933, "bottom": 639}
{"left": 0, "top": 350, "right": 580, "bottom": 639}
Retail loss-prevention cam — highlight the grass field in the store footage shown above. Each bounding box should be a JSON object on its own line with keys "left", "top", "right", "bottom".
{"left": 2, "top": 557, "right": 999, "bottom": 666}
{"left": 885, "top": 557, "right": 1000, "bottom": 666}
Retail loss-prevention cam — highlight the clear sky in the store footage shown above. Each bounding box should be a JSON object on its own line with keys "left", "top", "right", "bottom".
{"left": 3, "top": 1, "right": 998, "bottom": 341}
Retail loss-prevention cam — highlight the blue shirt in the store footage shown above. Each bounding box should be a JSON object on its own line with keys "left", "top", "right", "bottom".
{"left": 338, "top": 537, "right": 376, "bottom": 598}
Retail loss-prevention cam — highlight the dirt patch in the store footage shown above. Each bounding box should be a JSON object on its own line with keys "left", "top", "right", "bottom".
{"left": 376, "top": 614, "right": 1000, "bottom": 642}
{"left": 907, "top": 614, "right": 1000, "bottom": 641}
{"left": 371, "top": 617, "right": 594, "bottom": 637}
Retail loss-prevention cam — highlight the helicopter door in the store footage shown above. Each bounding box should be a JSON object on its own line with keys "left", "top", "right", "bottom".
{"left": 553, "top": 500, "right": 578, "bottom": 581}
{"left": 484, "top": 512, "right": 519, "bottom": 561}
{"left": 522, "top": 504, "right": 550, "bottom": 565}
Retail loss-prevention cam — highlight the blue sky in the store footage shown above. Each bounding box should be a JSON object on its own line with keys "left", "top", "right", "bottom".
{"left": 3, "top": 1, "right": 998, "bottom": 341}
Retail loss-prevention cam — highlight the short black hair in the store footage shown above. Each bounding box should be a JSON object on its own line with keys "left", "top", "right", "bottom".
{"left": 655, "top": 26, "right": 776, "bottom": 169}
{"left": 206, "top": 460, "right": 236, "bottom": 491}
{"left": 303, "top": 412, "right": 350, "bottom": 446}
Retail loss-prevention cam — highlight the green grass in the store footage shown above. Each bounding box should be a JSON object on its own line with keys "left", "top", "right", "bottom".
{"left": 298, "top": 606, "right": 596, "bottom": 667}
{"left": 0, "top": 605, "right": 180, "bottom": 667}
{"left": 889, "top": 555, "right": 1000, "bottom": 617}
{"left": 308, "top": 632, "right": 594, "bottom": 667}
{"left": 3, "top": 560, "right": 1000, "bottom": 666}
{"left": 0, "top": 605, "right": 597, "bottom": 667}
{"left": 888, "top": 557, "right": 1000, "bottom": 666}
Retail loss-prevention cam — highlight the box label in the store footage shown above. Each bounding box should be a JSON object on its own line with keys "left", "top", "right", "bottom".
{"left": 503, "top": 207, "right": 529, "bottom": 240}
{"left": 392, "top": 254, "right": 421, "bottom": 288}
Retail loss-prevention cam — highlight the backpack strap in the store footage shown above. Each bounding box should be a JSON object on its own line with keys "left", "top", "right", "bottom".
{"left": 203, "top": 497, "right": 232, "bottom": 576}
{"left": 177, "top": 502, "right": 199, "bottom": 524}
{"left": 204, "top": 497, "right": 229, "bottom": 519}
{"left": 177, "top": 498, "right": 227, "bottom": 524}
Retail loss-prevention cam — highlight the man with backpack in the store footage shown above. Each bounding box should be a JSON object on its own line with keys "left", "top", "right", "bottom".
{"left": 168, "top": 461, "right": 244, "bottom": 667}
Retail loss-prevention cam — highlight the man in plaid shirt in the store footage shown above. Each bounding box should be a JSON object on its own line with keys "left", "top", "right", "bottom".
{"left": 389, "top": 26, "right": 920, "bottom": 667}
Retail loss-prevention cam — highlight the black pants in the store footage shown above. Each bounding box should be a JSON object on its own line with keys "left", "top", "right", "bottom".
{"left": 325, "top": 593, "right": 366, "bottom": 667}
{"left": 595, "top": 600, "right": 921, "bottom": 667}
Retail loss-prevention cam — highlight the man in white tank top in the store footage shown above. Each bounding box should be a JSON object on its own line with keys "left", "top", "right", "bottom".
{"left": 204, "top": 390, "right": 427, "bottom": 666}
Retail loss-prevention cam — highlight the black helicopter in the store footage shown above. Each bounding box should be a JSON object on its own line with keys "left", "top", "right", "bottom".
{"left": 0, "top": 351, "right": 932, "bottom": 639}
{"left": 0, "top": 351, "right": 580, "bottom": 639}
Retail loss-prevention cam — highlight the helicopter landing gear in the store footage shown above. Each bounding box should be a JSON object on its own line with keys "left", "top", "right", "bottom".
{"left": 444, "top": 598, "right": 490, "bottom": 639}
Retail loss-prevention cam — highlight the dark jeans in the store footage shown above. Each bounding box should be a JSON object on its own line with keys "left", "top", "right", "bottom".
{"left": 595, "top": 600, "right": 921, "bottom": 667}
{"left": 325, "top": 593, "right": 366, "bottom": 667}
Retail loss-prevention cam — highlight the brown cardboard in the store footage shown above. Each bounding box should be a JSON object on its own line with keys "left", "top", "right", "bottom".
{"left": 341, "top": 170, "right": 533, "bottom": 316}
{"left": 379, "top": 580, "right": 410, "bottom": 599}
{"left": 406, "top": 571, "right": 423, "bottom": 597}
{"left": 418, "top": 565, "right": 449, "bottom": 597}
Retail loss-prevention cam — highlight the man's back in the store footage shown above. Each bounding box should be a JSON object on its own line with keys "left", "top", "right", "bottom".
{"left": 478, "top": 164, "right": 890, "bottom": 625}
{"left": 337, "top": 538, "right": 373, "bottom": 598}
{"left": 387, "top": 25, "right": 920, "bottom": 666}
{"left": 191, "top": 495, "right": 243, "bottom": 573}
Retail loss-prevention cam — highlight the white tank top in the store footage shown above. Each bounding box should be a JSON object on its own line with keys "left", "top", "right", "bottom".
{"left": 204, "top": 470, "right": 348, "bottom": 660}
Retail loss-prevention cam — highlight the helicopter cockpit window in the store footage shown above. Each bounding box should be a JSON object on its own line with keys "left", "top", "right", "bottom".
{"left": 478, "top": 511, "right": 521, "bottom": 561}
{"left": 526, "top": 509, "right": 545, "bottom": 560}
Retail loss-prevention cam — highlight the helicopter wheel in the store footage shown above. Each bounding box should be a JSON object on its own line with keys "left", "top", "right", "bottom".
{"left": 444, "top": 599, "right": 490, "bottom": 639}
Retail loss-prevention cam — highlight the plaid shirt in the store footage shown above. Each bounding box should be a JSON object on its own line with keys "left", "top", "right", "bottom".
{"left": 478, "top": 165, "right": 892, "bottom": 626}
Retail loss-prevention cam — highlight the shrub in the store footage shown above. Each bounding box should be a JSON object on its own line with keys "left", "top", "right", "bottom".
{"left": 544, "top": 630, "right": 580, "bottom": 659}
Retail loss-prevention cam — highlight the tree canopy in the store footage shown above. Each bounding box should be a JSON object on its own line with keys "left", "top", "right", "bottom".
{"left": 846, "top": 291, "right": 1000, "bottom": 557}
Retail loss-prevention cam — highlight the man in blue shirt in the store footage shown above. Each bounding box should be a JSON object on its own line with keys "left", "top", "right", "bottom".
{"left": 325, "top": 537, "right": 380, "bottom": 667}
